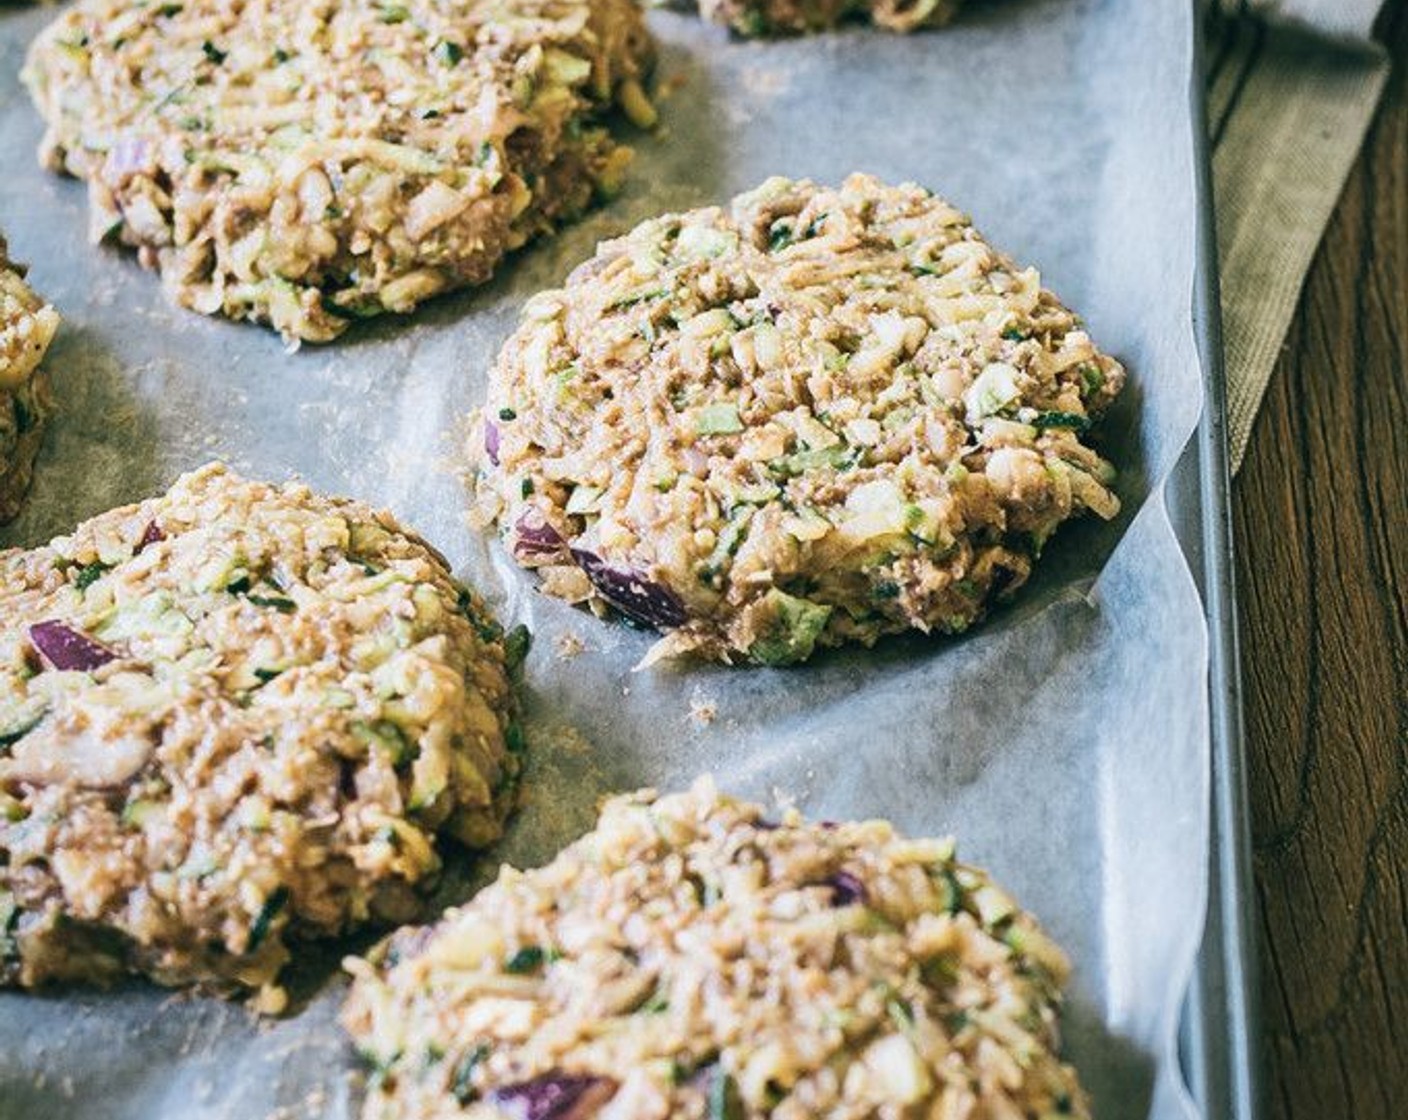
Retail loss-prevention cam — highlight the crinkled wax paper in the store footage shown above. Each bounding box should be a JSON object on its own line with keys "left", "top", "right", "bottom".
{"left": 0, "top": 1, "right": 1209, "bottom": 1117}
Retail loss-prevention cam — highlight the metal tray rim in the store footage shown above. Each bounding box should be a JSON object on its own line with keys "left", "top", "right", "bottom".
{"left": 1178, "top": 8, "right": 1264, "bottom": 1119}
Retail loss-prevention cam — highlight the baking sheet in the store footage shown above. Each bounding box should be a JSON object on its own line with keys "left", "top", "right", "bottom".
{"left": 0, "top": 1, "right": 1212, "bottom": 1118}
{"left": 1175, "top": 52, "right": 1260, "bottom": 1119}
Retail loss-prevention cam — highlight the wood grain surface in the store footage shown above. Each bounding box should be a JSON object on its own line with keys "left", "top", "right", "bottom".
{"left": 1232, "top": 3, "right": 1407, "bottom": 1117}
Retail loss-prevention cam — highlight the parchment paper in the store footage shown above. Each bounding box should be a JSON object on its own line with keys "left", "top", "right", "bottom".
{"left": 0, "top": 1, "right": 1211, "bottom": 1118}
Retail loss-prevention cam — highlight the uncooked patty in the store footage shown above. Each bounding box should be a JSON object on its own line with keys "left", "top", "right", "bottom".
{"left": 470, "top": 174, "right": 1125, "bottom": 664}
{"left": 343, "top": 780, "right": 1087, "bottom": 1119}
{"left": 699, "top": 0, "right": 959, "bottom": 36}
{"left": 0, "top": 463, "right": 522, "bottom": 1010}
{"left": 22, "top": 0, "right": 656, "bottom": 343}
{"left": 0, "top": 236, "right": 58, "bottom": 523}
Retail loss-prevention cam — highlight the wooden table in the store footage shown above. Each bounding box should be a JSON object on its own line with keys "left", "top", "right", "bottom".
{"left": 1231, "top": 3, "right": 1407, "bottom": 1117}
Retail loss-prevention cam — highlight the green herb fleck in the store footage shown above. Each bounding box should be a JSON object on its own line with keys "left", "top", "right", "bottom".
{"left": 451, "top": 1044, "right": 490, "bottom": 1103}
{"left": 433, "top": 40, "right": 463, "bottom": 66}
{"left": 248, "top": 886, "right": 288, "bottom": 951}
{"left": 938, "top": 867, "right": 964, "bottom": 915}
{"left": 464, "top": 594, "right": 503, "bottom": 642}
{"left": 319, "top": 290, "right": 382, "bottom": 320}
{"left": 887, "top": 996, "right": 916, "bottom": 1033}
{"left": 606, "top": 287, "right": 669, "bottom": 311}
{"left": 498, "top": 407, "right": 517, "bottom": 421}
{"left": 201, "top": 40, "right": 227, "bottom": 64}
{"left": 1032, "top": 411, "right": 1091, "bottom": 432}
{"left": 373, "top": 823, "right": 399, "bottom": 848}
{"left": 0, "top": 715, "right": 44, "bottom": 748}
{"left": 769, "top": 445, "right": 854, "bottom": 478}
{"left": 697, "top": 507, "right": 753, "bottom": 587}
{"left": 74, "top": 561, "right": 111, "bottom": 591}
{"left": 0, "top": 893, "right": 19, "bottom": 962}
{"left": 504, "top": 945, "right": 546, "bottom": 974}
{"left": 247, "top": 594, "right": 296, "bottom": 613}
{"left": 920, "top": 954, "right": 958, "bottom": 987}
{"left": 737, "top": 9, "right": 770, "bottom": 36}
{"left": 253, "top": 667, "right": 283, "bottom": 683}
{"left": 708, "top": 1069, "right": 744, "bottom": 1120}
{"left": 120, "top": 799, "right": 161, "bottom": 828}
{"left": 503, "top": 624, "right": 531, "bottom": 672}
{"left": 378, "top": 3, "right": 409, "bottom": 23}
{"left": 353, "top": 720, "right": 413, "bottom": 767}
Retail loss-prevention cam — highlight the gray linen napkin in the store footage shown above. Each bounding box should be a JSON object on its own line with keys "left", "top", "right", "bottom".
{"left": 1207, "top": 0, "right": 1389, "bottom": 470}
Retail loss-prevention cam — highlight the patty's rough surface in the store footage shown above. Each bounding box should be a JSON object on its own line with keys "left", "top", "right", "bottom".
{"left": 0, "top": 464, "right": 520, "bottom": 1009}
{"left": 23, "top": 0, "right": 655, "bottom": 343}
{"left": 699, "top": 0, "right": 959, "bottom": 36}
{"left": 344, "top": 780, "right": 1086, "bottom": 1119}
{"left": 471, "top": 174, "right": 1125, "bottom": 664}
{"left": 0, "top": 237, "right": 58, "bottom": 523}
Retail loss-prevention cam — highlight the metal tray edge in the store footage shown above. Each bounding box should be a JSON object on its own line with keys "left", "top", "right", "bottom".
{"left": 1178, "top": 10, "right": 1264, "bottom": 1120}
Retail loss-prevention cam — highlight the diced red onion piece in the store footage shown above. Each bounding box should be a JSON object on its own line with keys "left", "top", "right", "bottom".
{"left": 567, "top": 253, "right": 611, "bottom": 287}
{"left": 107, "top": 135, "right": 154, "bottom": 178}
{"left": 483, "top": 420, "right": 501, "bottom": 466}
{"left": 682, "top": 445, "right": 710, "bottom": 477}
{"left": 28, "top": 620, "right": 118, "bottom": 672}
{"left": 569, "top": 548, "right": 687, "bottom": 630}
{"left": 827, "top": 870, "right": 868, "bottom": 907}
{"left": 513, "top": 512, "right": 567, "bottom": 561}
{"left": 135, "top": 520, "right": 165, "bottom": 553}
{"left": 383, "top": 922, "right": 437, "bottom": 966}
{"left": 488, "top": 1073, "right": 617, "bottom": 1120}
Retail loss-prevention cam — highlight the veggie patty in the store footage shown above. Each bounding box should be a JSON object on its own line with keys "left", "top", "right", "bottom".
{"left": 699, "top": 0, "right": 960, "bottom": 37}
{"left": 0, "top": 463, "right": 521, "bottom": 1010}
{"left": 470, "top": 174, "right": 1126, "bottom": 664}
{"left": 0, "top": 235, "right": 57, "bottom": 523}
{"left": 344, "top": 779, "right": 1087, "bottom": 1119}
{"left": 22, "top": 0, "right": 656, "bottom": 342}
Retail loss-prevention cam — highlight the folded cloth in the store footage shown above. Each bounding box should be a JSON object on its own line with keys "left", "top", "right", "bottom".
{"left": 1237, "top": 0, "right": 1386, "bottom": 40}
{"left": 1207, "top": 0, "right": 1389, "bottom": 470}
